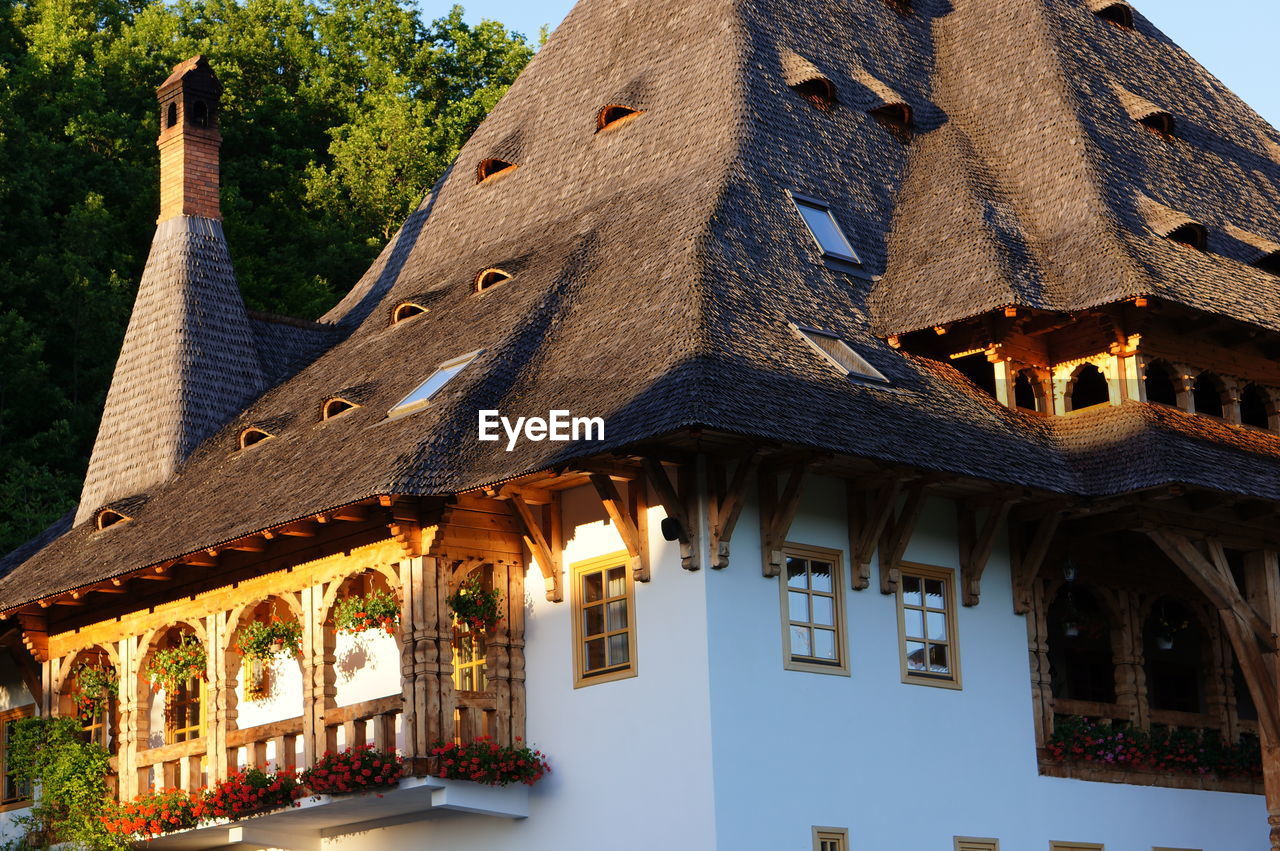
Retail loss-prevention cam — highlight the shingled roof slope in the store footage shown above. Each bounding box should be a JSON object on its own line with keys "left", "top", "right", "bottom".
{"left": 75, "top": 216, "right": 269, "bottom": 524}
{"left": 870, "top": 0, "right": 1280, "bottom": 335}
{"left": 3, "top": 0, "right": 1280, "bottom": 608}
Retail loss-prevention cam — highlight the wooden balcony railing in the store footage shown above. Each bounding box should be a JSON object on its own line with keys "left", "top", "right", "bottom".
{"left": 135, "top": 738, "right": 207, "bottom": 793}
{"left": 323, "top": 695, "right": 403, "bottom": 754}
{"left": 227, "top": 717, "right": 305, "bottom": 773}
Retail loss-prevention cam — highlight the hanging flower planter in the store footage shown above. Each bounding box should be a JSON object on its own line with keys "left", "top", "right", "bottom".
{"left": 334, "top": 589, "right": 400, "bottom": 635}
{"left": 71, "top": 663, "right": 118, "bottom": 724}
{"left": 447, "top": 578, "right": 503, "bottom": 633}
{"left": 146, "top": 635, "right": 207, "bottom": 694}
{"left": 238, "top": 618, "right": 303, "bottom": 661}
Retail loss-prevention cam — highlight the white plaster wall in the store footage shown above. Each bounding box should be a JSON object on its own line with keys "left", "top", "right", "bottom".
{"left": 234, "top": 655, "right": 304, "bottom": 727}
{"left": 333, "top": 630, "right": 400, "bottom": 707}
{"left": 324, "top": 481, "right": 718, "bottom": 851}
{"left": 706, "top": 475, "right": 1265, "bottom": 851}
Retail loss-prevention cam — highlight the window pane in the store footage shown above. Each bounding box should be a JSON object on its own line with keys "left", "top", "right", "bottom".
{"left": 809, "top": 561, "right": 833, "bottom": 592}
{"left": 585, "top": 638, "right": 606, "bottom": 671}
{"left": 786, "top": 558, "right": 809, "bottom": 588}
{"left": 789, "top": 591, "right": 810, "bottom": 623}
{"left": 458, "top": 667, "right": 474, "bottom": 691}
{"left": 902, "top": 576, "right": 922, "bottom": 606}
{"left": 607, "top": 633, "right": 630, "bottom": 667}
{"left": 925, "top": 579, "right": 945, "bottom": 609}
{"left": 903, "top": 608, "right": 925, "bottom": 639}
{"left": 905, "top": 641, "right": 927, "bottom": 671}
{"left": 791, "top": 625, "right": 812, "bottom": 657}
{"left": 796, "top": 200, "right": 858, "bottom": 261}
{"left": 813, "top": 629, "right": 837, "bottom": 660}
{"left": 926, "top": 610, "right": 947, "bottom": 640}
{"left": 583, "top": 571, "right": 603, "bottom": 604}
{"left": 929, "top": 644, "right": 950, "bottom": 673}
{"left": 583, "top": 605, "right": 605, "bottom": 637}
{"left": 606, "top": 600, "right": 628, "bottom": 631}
{"left": 811, "top": 595, "right": 834, "bottom": 627}
{"left": 606, "top": 567, "right": 626, "bottom": 597}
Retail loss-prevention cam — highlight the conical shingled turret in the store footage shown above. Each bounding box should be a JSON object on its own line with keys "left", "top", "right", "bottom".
{"left": 76, "top": 58, "right": 265, "bottom": 524}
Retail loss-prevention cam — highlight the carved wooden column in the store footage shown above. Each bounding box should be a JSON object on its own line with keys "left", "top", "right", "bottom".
{"left": 1244, "top": 549, "right": 1280, "bottom": 850}
{"left": 400, "top": 556, "right": 453, "bottom": 758}
{"left": 299, "top": 583, "right": 330, "bottom": 767}
{"left": 507, "top": 557, "right": 527, "bottom": 744}
{"left": 488, "top": 562, "right": 512, "bottom": 745}
{"left": 116, "top": 635, "right": 138, "bottom": 799}
{"left": 1025, "top": 577, "right": 1054, "bottom": 748}
{"left": 207, "top": 612, "right": 230, "bottom": 782}
{"left": 1111, "top": 590, "right": 1144, "bottom": 726}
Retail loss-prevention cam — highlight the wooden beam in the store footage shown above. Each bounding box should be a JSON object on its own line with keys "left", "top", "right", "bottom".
{"left": 879, "top": 482, "right": 926, "bottom": 594}
{"left": 848, "top": 479, "right": 901, "bottom": 591}
{"left": 590, "top": 474, "right": 649, "bottom": 582}
{"left": 227, "top": 539, "right": 267, "bottom": 552}
{"left": 758, "top": 463, "right": 807, "bottom": 578}
{"left": 1011, "top": 510, "right": 1063, "bottom": 614}
{"left": 1146, "top": 529, "right": 1278, "bottom": 653}
{"left": 644, "top": 458, "right": 697, "bottom": 571}
{"left": 183, "top": 553, "right": 217, "bottom": 568}
{"left": 708, "top": 453, "right": 761, "bottom": 570}
{"left": 279, "top": 521, "right": 318, "bottom": 537}
{"left": 506, "top": 493, "right": 562, "bottom": 602}
{"left": 959, "top": 499, "right": 1013, "bottom": 607}
{"left": 329, "top": 504, "right": 369, "bottom": 522}
{"left": 575, "top": 459, "right": 643, "bottom": 481}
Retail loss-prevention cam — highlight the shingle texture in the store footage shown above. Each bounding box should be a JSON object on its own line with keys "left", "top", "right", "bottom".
{"left": 4, "top": 0, "right": 1280, "bottom": 607}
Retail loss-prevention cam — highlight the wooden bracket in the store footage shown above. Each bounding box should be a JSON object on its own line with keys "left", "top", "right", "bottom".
{"left": 958, "top": 498, "right": 1013, "bottom": 607}
{"left": 848, "top": 479, "right": 902, "bottom": 590}
{"left": 758, "top": 462, "right": 807, "bottom": 578}
{"left": 708, "top": 453, "right": 762, "bottom": 570}
{"left": 1146, "top": 529, "right": 1278, "bottom": 653}
{"left": 590, "top": 474, "right": 650, "bottom": 582}
{"left": 879, "top": 482, "right": 927, "bottom": 594}
{"left": 505, "top": 493, "right": 563, "bottom": 602}
{"left": 1011, "top": 510, "right": 1062, "bottom": 614}
{"left": 644, "top": 458, "right": 698, "bottom": 571}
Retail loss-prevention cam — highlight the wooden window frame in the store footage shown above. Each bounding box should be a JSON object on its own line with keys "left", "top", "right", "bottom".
{"left": 1152, "top": 847, "right": 1199, "bottom": 851}
{"left": 780, "top": 543, "right": 850, "bottom": 676}
{"left": 0, "top": 705, "right": 34, "bottom": 811}
{"left": 896, "top": 562, "right": 963, "bottom": 689}
{"left": 1050, "top": 844, "right": 1104, "bottom": 851}
{"left": 572, "top": 551, "right": 639, "bottom": 688}
{"left": 955, "top": 839, "right": 1000, "bottom": 851}
{"left": 165, "top": 676, "right": 206, "bottom": 745}
{"left": 812, "top": 826, "right": 849, "bottom": 851}
{"left": 452, "top": 624, "right": 489, "bottom": 694}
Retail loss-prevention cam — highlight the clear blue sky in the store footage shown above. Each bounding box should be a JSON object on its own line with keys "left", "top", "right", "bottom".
{"left": 425, "top": 0, "right": 1279, "bottom": 127}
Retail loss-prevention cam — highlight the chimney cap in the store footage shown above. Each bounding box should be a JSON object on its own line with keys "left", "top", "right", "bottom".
{"left": 158, "top": 55, "right": 222, "bottom": 94}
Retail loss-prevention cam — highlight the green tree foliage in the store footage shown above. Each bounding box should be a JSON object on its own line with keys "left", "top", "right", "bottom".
{"left": 6, "top": 715, "right": 120, "bottom": 849}
{"left": 0, "top": 0, "right": 534, "bottom": 554}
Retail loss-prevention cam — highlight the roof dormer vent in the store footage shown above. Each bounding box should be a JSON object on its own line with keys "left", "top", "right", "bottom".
{"left": 477, "top": 158, "right": 517, "bottom": 183}
{"left": 475, "top": 268, "right": 513, "bottom": 292}
{"left": 1256, "top": 252, "right": 1280, "bottom": 276}
{"left": 392, "top": 302, "right": 427, "bottom": 324}
{"left": 781, "top": 52, "right": 838, "bottom": 113}
{"left": 239, "top": 427, "right": 272, "bottom": 448}
{"left": 597, "top": 105, "right": 642, "bottom": 132}
{"left": 1090, "top": 0, "right": 1134, "bottom": 28}
{"left": 1167, "top": 222, "right": 1207, "bottom": 251}
{"left": 870, "top": 103, "right": 914, "bottom": 140}
{"left": 323, "top": 398, "right": 359, "bottom": 419}
{"left": 96, "top": 508, "right": 130, "bottom": 530}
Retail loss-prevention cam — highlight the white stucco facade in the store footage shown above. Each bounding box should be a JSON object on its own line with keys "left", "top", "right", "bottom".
{"left": 331, "top": 474, "right": 1265, "bottom": 850}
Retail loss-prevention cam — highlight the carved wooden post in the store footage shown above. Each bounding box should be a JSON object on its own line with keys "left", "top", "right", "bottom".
{"left": 1244, "top": 549, "right": 1280, "bottom": 850}
{"left": 117, "top": 635, "right": 138, "bottom": 799}
{"left": 207, "top": 612, "right": 229, "bottom": 782}
{"left": 300, "top": 584, "right": 327, "bottom": 767}
{"left": 487, "top": 562, "right": 513, "bottom": 746}
{"left": 1112, "top": 591, "right": 1144, "bottom": 727}
{"left": 508, "top": 556, "right": 527, "bottom": 744}
{"left": 1025, "top": 576, "right": 1053, "bottom": 748}
{"left": 400, "top": 555, "right": 452, "bottom": 758}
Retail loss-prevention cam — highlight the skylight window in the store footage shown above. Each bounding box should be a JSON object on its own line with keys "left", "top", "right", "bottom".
{"left": 792, "top": 324, "right": 887, "bottom": 383}
{"left": 790, "top": 194, "right": 861, "bottom": 264}
{"left": 389, "top": 350, "right": 483, "bottom": 417}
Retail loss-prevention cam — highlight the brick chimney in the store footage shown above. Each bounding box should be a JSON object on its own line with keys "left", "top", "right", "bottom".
{"left": 156, "top": 55, "right": 222, "bottom": 222}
